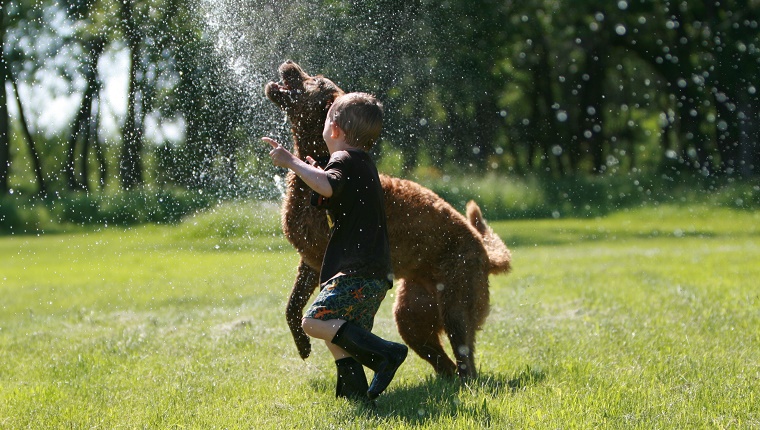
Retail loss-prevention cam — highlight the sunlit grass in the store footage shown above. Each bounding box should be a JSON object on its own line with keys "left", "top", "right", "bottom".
{"left": 1, "top": 202, "right": 758, "bottom": 428}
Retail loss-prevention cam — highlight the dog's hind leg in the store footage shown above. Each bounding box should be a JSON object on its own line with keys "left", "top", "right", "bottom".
{"left": 442, "top": 308, "right": 478, "bottom": 380}
{"left": 440, "top": 274, "right": 487, "bottom": 380}
{"left": 393, "top": 279, "right": 458, "bottom": 377}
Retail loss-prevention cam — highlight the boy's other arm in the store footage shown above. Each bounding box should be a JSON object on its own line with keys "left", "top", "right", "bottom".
{"left": 262, "top": 137, "right": 333, "bottom": 197}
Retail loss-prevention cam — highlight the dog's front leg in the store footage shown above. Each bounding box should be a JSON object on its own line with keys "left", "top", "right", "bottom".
{"left": 286, "top": 260, "right": 320, "bottom": 359}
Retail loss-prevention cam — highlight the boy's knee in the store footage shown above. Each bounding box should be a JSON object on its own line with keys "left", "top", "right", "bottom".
{"left": 301, "top": 317, "right": 345, "bottom": 340}
{"left": 302, "top": 317, "right": 319, "bottom": 337}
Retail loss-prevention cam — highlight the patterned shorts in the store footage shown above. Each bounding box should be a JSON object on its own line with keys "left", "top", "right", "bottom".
{"left": 304, "top": 276, "right": 389, "bottom": 331}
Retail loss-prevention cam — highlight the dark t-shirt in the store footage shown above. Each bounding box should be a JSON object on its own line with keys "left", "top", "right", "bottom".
{"left": 317, "top": 148, "right": 393, "bottom": 285}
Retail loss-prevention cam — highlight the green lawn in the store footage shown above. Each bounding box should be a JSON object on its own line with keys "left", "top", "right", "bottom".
{"left": 1, "top": 203, "right": 758, "bottom": 428}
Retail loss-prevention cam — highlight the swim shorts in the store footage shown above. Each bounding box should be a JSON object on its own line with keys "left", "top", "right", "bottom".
{"left": 304, "top": 276, "right": 389, "bottom": 331}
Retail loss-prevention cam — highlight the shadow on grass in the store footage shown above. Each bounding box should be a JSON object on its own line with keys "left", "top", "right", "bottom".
{"left": 367, "top": 365, "right": 547, "bottom": 423}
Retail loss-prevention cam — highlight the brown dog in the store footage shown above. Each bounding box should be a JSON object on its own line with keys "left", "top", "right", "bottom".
{"left": 265, "top": 60, "right": 511, "bottom": 379}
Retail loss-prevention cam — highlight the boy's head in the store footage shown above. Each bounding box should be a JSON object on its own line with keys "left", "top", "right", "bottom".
{"left": 326, "top": 92, "right": 383, "bottom": 151}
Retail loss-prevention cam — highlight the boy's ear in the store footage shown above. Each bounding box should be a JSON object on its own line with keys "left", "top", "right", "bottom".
{"left": 330, "top": 121, "right": 343, "bottom": 139}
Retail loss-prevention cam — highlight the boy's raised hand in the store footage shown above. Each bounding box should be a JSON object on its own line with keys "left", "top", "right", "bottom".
{"left": 262, "top": 137, "right": 295, "bottom": 168}
{"left": 262, "top": 136, "right": 334, "bottom": 197}
{"left": 262, "top": 137, "right": 324, "bottom": 171}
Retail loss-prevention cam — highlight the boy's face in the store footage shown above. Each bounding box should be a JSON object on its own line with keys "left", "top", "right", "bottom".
{"left": 322, "top": 107, "right": 333, "bottom": 145}
{"left": 322, "top": 104, "right": 342, "bottom": 151}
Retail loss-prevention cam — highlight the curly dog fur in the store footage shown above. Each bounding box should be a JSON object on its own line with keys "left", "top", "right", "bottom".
{"left": 265, "top": 60, "right": 511, "bottom": 378}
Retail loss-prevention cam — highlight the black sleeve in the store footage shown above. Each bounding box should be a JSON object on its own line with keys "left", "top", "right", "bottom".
{"left": 324, "top": 155, "right": 347, "bottom": 199}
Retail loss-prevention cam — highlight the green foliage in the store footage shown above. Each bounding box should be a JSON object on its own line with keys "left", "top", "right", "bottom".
{"left": 1, "top": 205, "right": 758, "bottom": 428}
{"left": 0, "top": 190, "right": 214, "bottom": 234}
{"left": 173, "top": 200, "right": 283, "bottom": 252}
{"left": 0, "top": 196, "right": 51, "bottom": 233}
{"left": 3, "top": 174, "right": 758, "bottom": 235}
{"left": 4, "top": 0, "right": 760, "bottom": 204}
{"left": 415, "top": 172, "right": 760, "bottom": 220}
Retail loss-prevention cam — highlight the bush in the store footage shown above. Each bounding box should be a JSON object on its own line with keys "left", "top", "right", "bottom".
{"left": 177, "top": 201, "right": 281, "bottom": 240}
{"left": 46, "top": 190, "right": 214, "bottom": 226}
{"left": 0, "top": 189, "right": 215, "bottom": 235}
{"left": 0, "top": 196, "right": 53, "bottom": 234}
{"left": 417, "top": 172, "right": 760, "bottom": 220}
{"left": 2, "top": 173, "right": 757, "bottom": 235}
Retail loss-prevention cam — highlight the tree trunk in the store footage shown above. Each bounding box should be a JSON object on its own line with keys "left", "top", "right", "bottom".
{"left": 92, "top": 97, "right": 107, "bottom": 190}
{"left": 402, "top": 101, "right": 423, "bottom": 175}
{"left": 9, "top": 74, "right": 47, "bottom": 197}
{"left": 65, "top": 38, "right": 106, "bottom": 192}
{"left": 0, "top": 14, "right": 9, "bottom": 195}
{"left": 533, "top": 35, "right": 564, "bottom": 176}
{"left": 78, "top": 98, "right": 91, "bottom": 191}
{"left": 119, "top": 0, "right": 143, "bottom": 190}
{"left": 579, "top": 39, "right": 608, "bottom": 174}
{"left": 737, "top": 94, "right": 758, "bottom": 177}
{"left": 65, "top": 86, "right": 92, "bottom": 191}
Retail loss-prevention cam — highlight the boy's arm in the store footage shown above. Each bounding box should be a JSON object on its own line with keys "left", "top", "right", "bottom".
{"left": 262, "top": 137, "right": 333, "bottom": 197}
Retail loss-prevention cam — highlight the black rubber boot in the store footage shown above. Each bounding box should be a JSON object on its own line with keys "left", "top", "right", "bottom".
{"left": 331, "top": 322, "right": 408, "bottom": 399}
{"left": 335, "top": 357, "right": 369, "bottom": 402}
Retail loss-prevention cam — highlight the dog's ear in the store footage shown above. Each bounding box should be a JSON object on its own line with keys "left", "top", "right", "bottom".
{"left": 279, "top": 61, "right": 308, "bottom": 91}
{"left": 323, "top": 98, "right": 334, "bottom": 113}
{"left": 322, "top": 94, "right": 344, "bottom": 117}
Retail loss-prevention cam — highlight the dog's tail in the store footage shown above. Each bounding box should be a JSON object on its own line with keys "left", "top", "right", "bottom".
{"left": 466, "top": 200, "right": 512, "bottom": 274}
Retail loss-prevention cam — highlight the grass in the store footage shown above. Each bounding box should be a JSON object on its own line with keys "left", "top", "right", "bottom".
{"left": 1, "top": 201, "right": 758, "bottom": 428}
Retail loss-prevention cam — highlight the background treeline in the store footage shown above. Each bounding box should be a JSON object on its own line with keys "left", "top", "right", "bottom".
{"left": 302, "top": 0, "right": 759, "bottom": 179}
{"left": 1, "top": 0, "right": 758, "bottom": 229}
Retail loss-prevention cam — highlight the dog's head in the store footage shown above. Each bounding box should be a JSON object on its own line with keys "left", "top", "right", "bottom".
{"left": 265, "top": 60, "right": 344, "bottom": 158}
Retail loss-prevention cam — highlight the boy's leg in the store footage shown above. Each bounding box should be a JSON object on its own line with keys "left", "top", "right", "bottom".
{"left": 301, "top": 316, "right": 355, "bottom": 360}
{"left": 302, "top": 317, "right": 345, "bottom": 343}
{"left": 303, "top": 317, "right": 370, "bottom": 401}
{"left": 331, "top": 321, "right": 408, "bottom": 400}
{"left": 325, "top": 340, "right": 351, "bottom": 360}
{"left": 303, "top": 276, "right": 406, "bottom": 399}
{"left": 334, "top": 357, "right": 369, "bottom": 401}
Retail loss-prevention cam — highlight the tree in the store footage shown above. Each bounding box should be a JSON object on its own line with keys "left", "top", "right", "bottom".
{"left": 609, "top": 0, "right": 759, "bottom": 177}
{"left": 64, "top": 36, "right": 106, "bottom": 191}
{"left": 2, "top": 0, "right": 57, "bottom": 196}
{"left": 59, "top": 0, "right": 114, "bottom": 191}
{"left": 118, "top": 0, "right": 144, "bottom": 190}
{"left": 8, "top": 68, "right": 47, "bottom": 196}
{"left": 0, "top": 3, "right": 9, "bottom": 195}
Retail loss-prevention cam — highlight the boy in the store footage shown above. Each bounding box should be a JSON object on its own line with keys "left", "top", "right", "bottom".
{"left": 262, "top": 92, "right": 407, "bottom": 402}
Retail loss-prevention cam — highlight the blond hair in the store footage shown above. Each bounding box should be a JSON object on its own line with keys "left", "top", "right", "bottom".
{"left": 328, "top": 92, "right": 383, "bottom": 151}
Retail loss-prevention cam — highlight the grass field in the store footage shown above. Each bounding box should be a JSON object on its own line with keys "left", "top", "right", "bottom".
{"left": 1, "top": 202, "right": 758, "bottom": 428}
